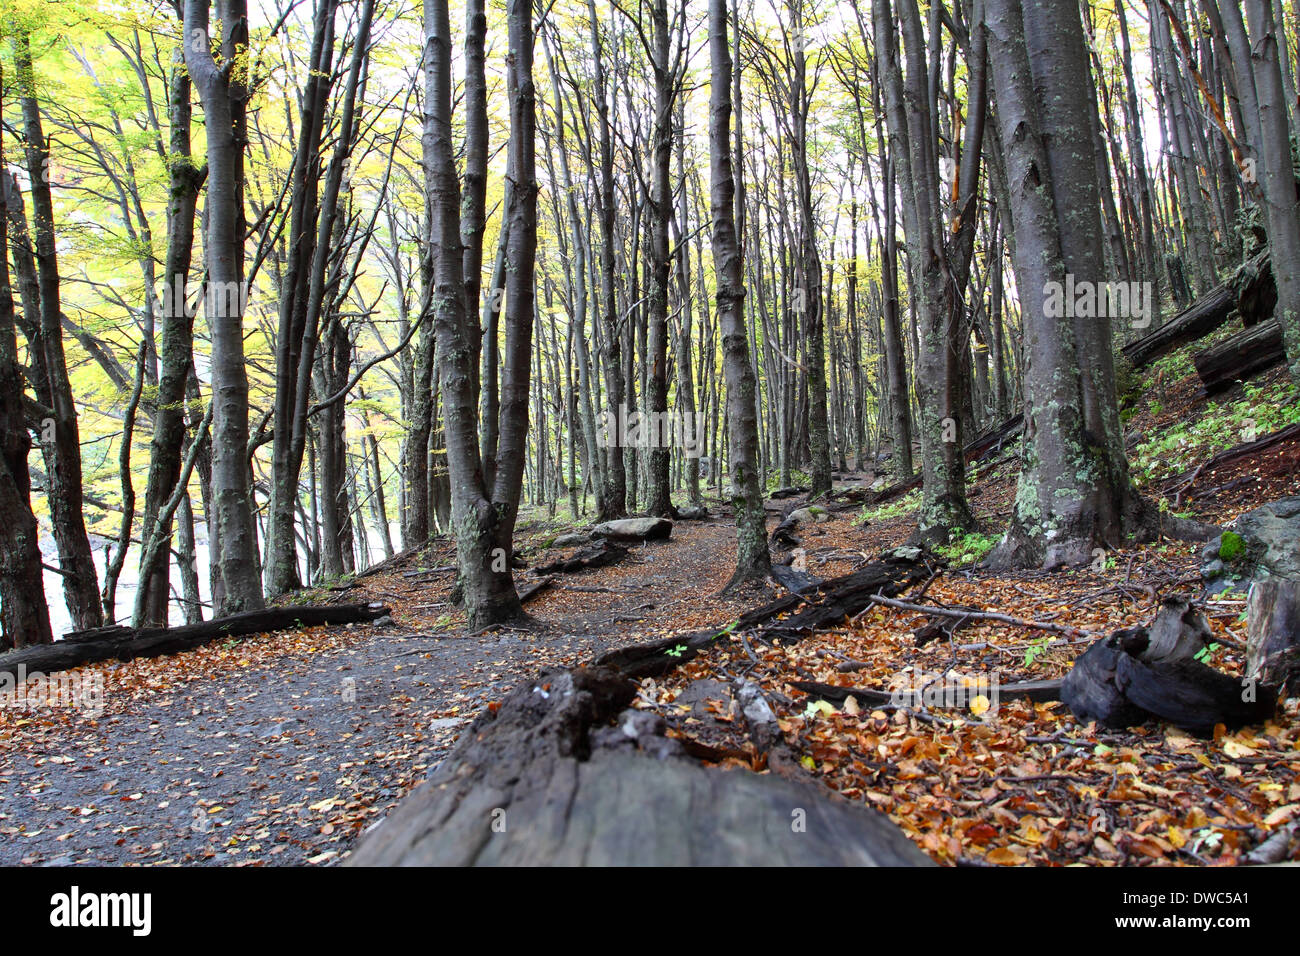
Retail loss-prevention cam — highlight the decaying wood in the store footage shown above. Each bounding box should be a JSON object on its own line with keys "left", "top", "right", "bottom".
{"left": 592, "top": 551, "right": 933, "bottom": 679}
{"left": 733, "top": 550, "right": 936, "bottom": 642}
{"left": 1061, "top": 596, "right": 1276, "bottom": 736}
{"left": 868, "top": 594, "right": 1100, "bottom": 639}
{"left": 1248, "top": 579, "right": 1300, "bottom": 696}
{"left": 533, "top": 539, "right": 629, "bottom": 574}
{"left": 912, "top": 604, "right": 980, "bottom": 646}
{"left": 345, "top": 665, "right": 932, "bottom": 866}
{"left": 790, "top": 677, "right": 1062, "bottom": 709}
{"left": 1121, "top": 248, "right": 1272, "bottom": 369}
{"left": 962, "top": 413, "right": 1025, "bottom": 464}
{"left": 1193, "top": 319, "right": 1286, "bottom": 396}
{"left": 516, "top": 577, "right": 555, "bottom": 604}
{"left": 0, "top": 603, "right": 392, "bottom": 682}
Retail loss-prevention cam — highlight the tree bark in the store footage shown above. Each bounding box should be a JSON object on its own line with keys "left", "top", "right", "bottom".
{"left": 710, "top": 0, "right": 770, "bottom": 590}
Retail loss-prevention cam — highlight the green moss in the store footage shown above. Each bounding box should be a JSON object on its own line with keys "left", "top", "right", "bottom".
{"left": 1218, "top": 530, "right": 1248, "bottom": 563}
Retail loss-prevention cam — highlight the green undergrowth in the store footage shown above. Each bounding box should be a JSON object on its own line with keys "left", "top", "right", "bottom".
{"left": 856, "top": 488, "right": 922, "bottom": 525}
{"left": 1132, "top": 377, "right": 1300, "bottom": 485}
{"left": 934, "top": 529, "right": 1001, "bottom": 565}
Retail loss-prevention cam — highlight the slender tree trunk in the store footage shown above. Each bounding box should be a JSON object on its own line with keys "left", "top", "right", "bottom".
{"left": 710, "top": 0, "right": 770, "bottom": 589}
{"left": 0, "top": 124, "right": 51, "bottom": 648}
{"left": 183, "top": 0, "right": 264, "bottom": 613}
{"left": 11, "top": 30, "right": 103, "bottom": 631}
{"left": 1246, "top": 0, "right": 1300, "bottom": 381}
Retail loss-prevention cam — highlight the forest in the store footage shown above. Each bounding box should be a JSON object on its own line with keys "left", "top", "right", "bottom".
{"left": 0, "top": 0, "right": 1298, "bottom": 871}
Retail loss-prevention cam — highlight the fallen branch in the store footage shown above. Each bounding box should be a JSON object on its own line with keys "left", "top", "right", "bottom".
{"left": 860, "top": 594, "right": 1101, "bottom": 639}
{"left": 1, "top": 603, "right": 392, "bottom": 682}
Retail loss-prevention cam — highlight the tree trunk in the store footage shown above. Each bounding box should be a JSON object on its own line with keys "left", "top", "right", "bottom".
{"left": 710, "top": 0, "right": 770, "bottom": 590}
{"left": 137, "top": 49, "right": 204, "bottom": 626}
{"left": 1246, "top": 0, "right": 1300, "bottom": 382}
{"left": 183, "top": 0, "right": 264, "bottom": 614}
{"left": 0, "top": 132, "right": 51, "bottom": 648}
{"left": 10, "top": 30, "right": 103, "bottom": 631}
{"left": 985, "top": 0, "right": 1150, "bottom": 569}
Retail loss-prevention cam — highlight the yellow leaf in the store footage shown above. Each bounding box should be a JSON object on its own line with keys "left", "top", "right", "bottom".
{"left": 1222, "top": 739, "right": 1257, "bottom": 758}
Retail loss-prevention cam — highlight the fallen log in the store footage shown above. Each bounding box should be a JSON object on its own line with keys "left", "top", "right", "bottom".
{"left": 768, "top": 486, "right": 807, "bottom": 500}
{"left": 1193, "top": 319, "right": 1286, "bottom": 396}
{"left": 732, "top": 549, "right": 936, "bottom": 642}
{"left": 1061, "top": 596, "right": 1276, "bottom": 736}
{"left": 346, "top": 665, "right": 932, "bottom": 866}
{"left": 1121, "top": 248, "right": 1272, "bottom": 369}
{"left": 516, "top": 577, "right": 554, "bottom": 604}
{"left": 592, "top": 551, "right": 934, "bottom": 679}
{"left": 1, "top": 603, "right": 392, "bottom": 682}
{"left": 963, "top": 413, "right": 1024, "bottom": 464}
{"left": 1248, "top": 580, "right": 1300, "bottom": 696}
{"left": 789, "top": 677, "right": 1062, "bottom": 709}
{"left": 912, "top": 605, "right": 980, "bottom": 646}
{"left": 590, "top": 516, "right": 673, "bottom": 542}
{"left": 532, "top": 539, "right": 628, "bottom": 574}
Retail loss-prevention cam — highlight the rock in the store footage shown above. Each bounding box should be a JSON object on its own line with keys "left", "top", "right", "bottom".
{"left": 552, "top": 532, "right": 590, "bottom": 548}
{"left": 1200, "top": 496, "right": 1300, "bottom": 593}
{"left": 676, "top": 504, "right": 710, "bottom": 520}
{"left": 591, "top": 516, "right": 673, "bottom": 542}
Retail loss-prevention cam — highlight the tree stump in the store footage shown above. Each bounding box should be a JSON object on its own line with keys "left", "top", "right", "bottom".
{"left": 1248, "top": 580, "right": 1300, "bottom": 697}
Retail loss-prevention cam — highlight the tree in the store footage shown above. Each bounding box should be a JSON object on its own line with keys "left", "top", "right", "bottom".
{"left": 1245, "top": 0, "right": 1300, "bottom": 382}
{"left": 428, "top": 0, "right": 538, "bottom": 627}
{"left": 10, "top": 27, "right": 104, "bottom": 631}
{"left": 136, "top": 39, "right": 205, "bottom": 626}
{"left": 183, "top": 0, "right": 264, "bottom": 614}
{"left": 710, "top": 0, "right": 770, "bottom": 590}
{"left": 0, "top": 90, "right": 52, "bottom": 648}
{"left": 984, "top": 0, "right": 1151, "bottom": 568}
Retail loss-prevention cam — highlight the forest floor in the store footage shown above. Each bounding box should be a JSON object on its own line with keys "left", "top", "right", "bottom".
{"left": 2, "top": 360, "right": 1298, "bottom": 866}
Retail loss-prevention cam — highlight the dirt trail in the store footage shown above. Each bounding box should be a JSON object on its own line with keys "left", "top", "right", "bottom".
{"left": 0, "top": 517, "right": 752, "bottom": 866}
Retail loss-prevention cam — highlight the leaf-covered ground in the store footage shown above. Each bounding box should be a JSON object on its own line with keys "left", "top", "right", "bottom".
{"left": 2, "top": 366, "right": 1297, "bottom": 866}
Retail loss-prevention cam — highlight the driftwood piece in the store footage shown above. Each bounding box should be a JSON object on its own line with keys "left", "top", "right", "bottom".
{"left": 1193, "top": 319, "right": 1286, "bottom": 396}
{"left": 1061, "top": 597, "right": 1276, "bottom": 736}
{"left": 1121, "top": 248, "right": 1272, "bottom": 369}
{"left": 1248, "top": 580, "right": 1300, "bottom": 696}
{"left": 346, "top": 665, "right": 932, "bottom": 866}
{"left": 533, "top": 539, "right": 628, "bottom": 575}
{"left": 1, "top": 603, "right": 392, "bottom": 682}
